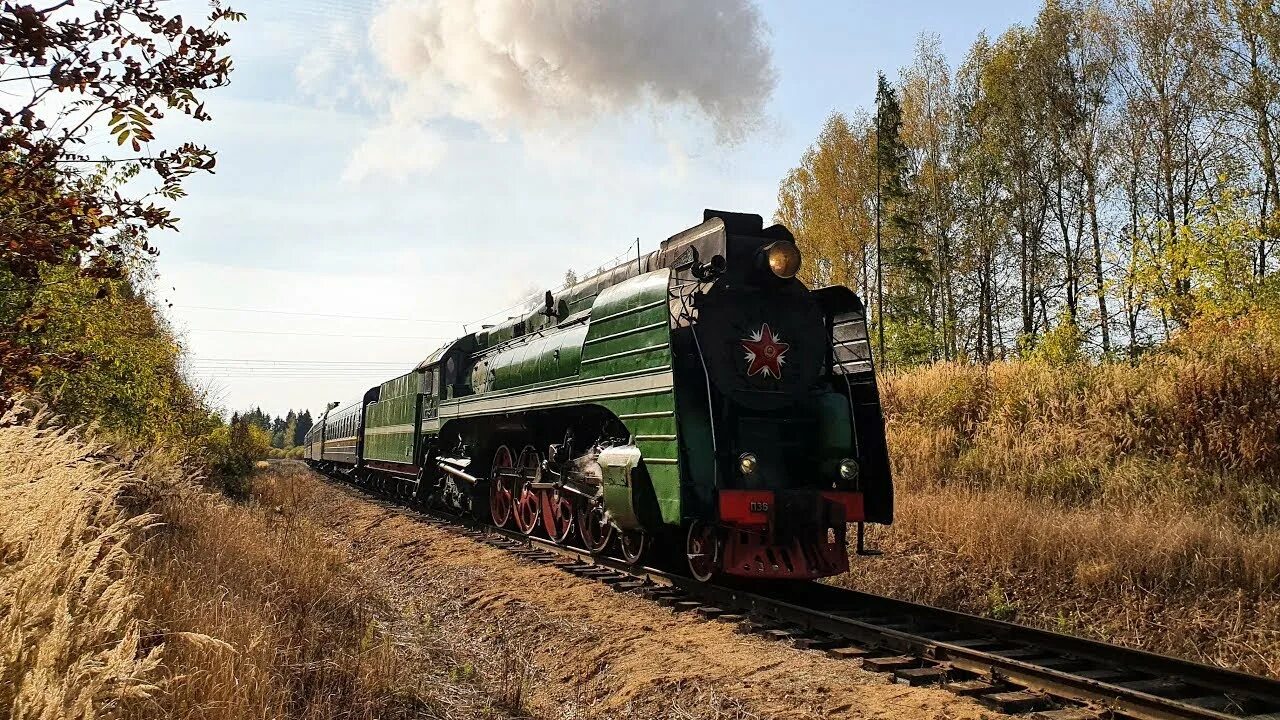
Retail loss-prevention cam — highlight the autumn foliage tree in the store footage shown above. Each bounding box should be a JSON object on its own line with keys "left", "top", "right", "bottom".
{"left": 779, "top": 0, "right": 1280, "bottom": 365}
{"left": 0, "top": 1, "right": 243, "bottom": 398}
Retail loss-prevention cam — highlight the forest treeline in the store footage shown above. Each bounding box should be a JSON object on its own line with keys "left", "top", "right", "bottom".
{"left": 778, "top": 0, "right": 1280, "bottom": 365}
{"left": 236, "top": 406, "right": 314, "bottom": 450}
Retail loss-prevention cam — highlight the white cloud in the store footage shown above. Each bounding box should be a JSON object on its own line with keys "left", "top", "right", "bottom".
{"left": 294, "top": 21, "right": 363, "bottom": 106}
{"left": 341, "top": 122, "right": 447, "bottom": 182}
{"left": 310, "top": 0, "right": 776, "bottom": 181}
{"left": 370, "top": 0, "right": 775, "bottom": 135}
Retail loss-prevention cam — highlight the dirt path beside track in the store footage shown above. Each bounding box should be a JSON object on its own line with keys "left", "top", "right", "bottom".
{"left": 288, "top": 465, "right": 1006, "bottom": 720}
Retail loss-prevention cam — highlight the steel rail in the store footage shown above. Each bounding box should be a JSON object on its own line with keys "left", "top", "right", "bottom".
{"left": 701, "top": 582, "right": 1278, "bottom": 720}
{"left": 318, "top": 468, "right": 1279, "bottom": 720}
{"left": 781, "top": 583, "right": 1279, "bottom": 716}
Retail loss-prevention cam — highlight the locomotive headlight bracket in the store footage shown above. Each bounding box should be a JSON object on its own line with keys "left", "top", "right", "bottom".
{"left": 760, "top": 240, "right": 802, "bottom": 279}
{"left": 738, "top": 452, "right": 758, "bottom": 476}
{"left": 838, "top": 458, "right": 860, "bottom": 483}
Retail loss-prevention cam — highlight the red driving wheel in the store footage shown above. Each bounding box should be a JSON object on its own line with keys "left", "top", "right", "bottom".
{"left": 512, "top": 446, "right": 541, "bottom": 536}
{"left": 488, "top": 445, "right": 515, "bottom": 527}
{"left": 541, "top": 490, "right": 575, "bottom": 544}
{"left": 576, "top": 498, "right": 613, "bottom": 553}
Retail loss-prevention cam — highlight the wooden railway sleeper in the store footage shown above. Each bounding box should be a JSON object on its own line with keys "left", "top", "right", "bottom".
{"left": 895, "top": 665, "right": 951, "bottom": 686}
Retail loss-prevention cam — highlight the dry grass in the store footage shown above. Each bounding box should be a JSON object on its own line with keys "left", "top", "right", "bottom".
{"left": 0, "top": 405, "right": 174, "bottom": 719}
{"left": 844, "top": 489, "right": 1280, "bottom": 676}
{"left": 121, "top": 463, "right": 533, "bottom": 720}
{"left": 835, "top": 311, "right": 1280, "bottom": 677}
{"left": 882, "top": 312, "right": 1280, "bottom": 524}
{"left": 0, "top": 406, "right": 533, "bottom": 719}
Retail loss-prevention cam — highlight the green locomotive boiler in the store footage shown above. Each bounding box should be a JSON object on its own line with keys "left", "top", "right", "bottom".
{"left": 304, "top": 210, "right": 892, "bottom": 582}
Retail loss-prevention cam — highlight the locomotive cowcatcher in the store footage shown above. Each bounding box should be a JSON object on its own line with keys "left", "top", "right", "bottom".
{"left": 304, "top": 210, "right": 892, "bottom": 582}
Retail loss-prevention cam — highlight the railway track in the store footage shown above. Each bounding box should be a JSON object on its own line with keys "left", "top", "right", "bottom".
{"left": 321, "top": 469, "right": 1280, "bottom": 720}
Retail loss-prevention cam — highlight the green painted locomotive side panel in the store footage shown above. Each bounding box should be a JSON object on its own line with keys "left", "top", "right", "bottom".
{"left": 420, "top": 268, "right": 683, "bottom": 525}
{"left": 482, "top": 324, "right": 589, "bottom": 392}
{"left": 514, "top": 342, "right": 540, "bottom": 387}
{"left": 365, "top": 371, "right": 420, "bottom": 464}
{"left": 437, "top": 370, "right": 673, "bottom": 419}
{"left": 364, "top": 425, "right": 415, "bottom": 463}
{"left": 581, "top": 270, "right": 672, "bottom": 380}
{"left": 558, "top": 331, "right": 585, "bottom": 375}
{"left": 501, "top": 342, "right": 533, "bottom": 388}
{"left": 582, "top": 270, "right": 682, "bottom": 524}
{"left": 565, "top": 277, "right": 599, "bottom": 316}
{"left": 378, "top": 373, "right": 413, "bottom": 400}
{"left": 459, "top": 270, "right": 672, "bottom": 399}
{"left": 596, "top": 390, "right": 681, "bottom": 525}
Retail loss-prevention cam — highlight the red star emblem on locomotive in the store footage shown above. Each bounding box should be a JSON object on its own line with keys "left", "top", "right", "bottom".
{"left": 741, "top": 323, "right": 790, "bottom": 379}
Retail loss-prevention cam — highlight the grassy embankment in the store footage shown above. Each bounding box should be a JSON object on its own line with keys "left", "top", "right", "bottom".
{"left": 841, "top": 312, "right": 1280, "bottom": 677}
{"left": 0, "top": 407, "right": 530, "bottom": 720}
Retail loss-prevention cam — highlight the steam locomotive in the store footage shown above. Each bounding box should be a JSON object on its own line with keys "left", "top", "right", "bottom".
{"left": 304, "top": 210, "right": 892, "bottom": 582}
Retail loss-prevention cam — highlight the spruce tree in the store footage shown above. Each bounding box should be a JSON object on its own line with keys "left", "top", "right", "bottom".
{"left": 875, "top": 73, "right": 934, "bottom": 364}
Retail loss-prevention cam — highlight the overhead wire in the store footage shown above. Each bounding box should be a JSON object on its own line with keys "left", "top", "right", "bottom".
{"left": 181, "top": 237, "right": 651, "bottom": 393}
{"left": 177, "top": 236, "right": 643, "bottom": 338}
{"left": 462, "top": 237, "right": 644, "bottom": 331}
{"left": 175, "top": 305, "right": 466, "bottom": 324}
{"left": 189, "top": 358, "right": 411, "bottom": 365}
{"left": 188, "top": 328, "right": 455, "bottom": 340}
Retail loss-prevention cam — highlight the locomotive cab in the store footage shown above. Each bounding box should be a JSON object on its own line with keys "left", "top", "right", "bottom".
{"left": 665, "top": 210, "right": 892, "bottom": 580}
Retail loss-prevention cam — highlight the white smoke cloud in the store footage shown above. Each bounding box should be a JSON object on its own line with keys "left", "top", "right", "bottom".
{"left": 335, "top": 0, "right": 775, "bottom": 180}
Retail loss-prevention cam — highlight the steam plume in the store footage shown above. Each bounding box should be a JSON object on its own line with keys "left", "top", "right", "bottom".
{"left": 366, "top": 0, "right": 776, "bottom": 144}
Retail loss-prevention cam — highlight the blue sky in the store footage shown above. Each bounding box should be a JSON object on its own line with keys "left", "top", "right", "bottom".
{"left": 159, "top": 0, "right": 1041, "bottom": 417}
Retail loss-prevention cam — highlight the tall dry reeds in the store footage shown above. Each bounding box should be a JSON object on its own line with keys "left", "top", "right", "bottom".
{"left": 882, "top": 311, "right": 1280, "bottom": 525}
{"left": 0, "top": 406, "right": 527, "bottom": 719}
{"left": 0, "top": 406, "right": 173, "bottom": 719}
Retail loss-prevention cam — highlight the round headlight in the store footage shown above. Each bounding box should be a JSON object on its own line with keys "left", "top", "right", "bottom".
{"left": 764, "top": 241, "right": 802, "bottom": 279}
{"left": 838, "top": 458, "right": 859, "bottom": 482}
{"left": 738, "top": 452, "right": 758, "bottom": 476}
